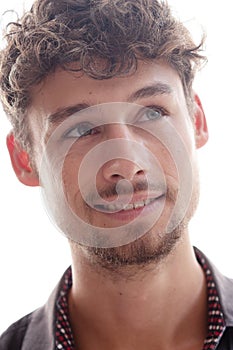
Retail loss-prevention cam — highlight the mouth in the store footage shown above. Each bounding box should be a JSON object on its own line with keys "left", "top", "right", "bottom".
{"left": 93, "top": 196, "right": 163, "bottom": 213}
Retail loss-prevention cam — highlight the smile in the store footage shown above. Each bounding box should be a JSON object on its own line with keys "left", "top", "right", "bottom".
{"left": 94, "top": 197, "right": 160, "bottom": 213}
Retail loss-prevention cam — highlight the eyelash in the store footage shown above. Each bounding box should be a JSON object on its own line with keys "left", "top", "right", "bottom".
{"left": 63, "top": 104, "right": 169, "bottom": 140}
{"left": 139, "top": 105, "right": 168, "bottom": 120}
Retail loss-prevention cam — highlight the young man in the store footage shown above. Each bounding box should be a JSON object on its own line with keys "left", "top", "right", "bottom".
{"left": 0, "top": 0, "right": 232, "bottom": 349}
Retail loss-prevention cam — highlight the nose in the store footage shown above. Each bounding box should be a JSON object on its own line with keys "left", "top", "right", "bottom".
{"left": 101, "top": 124, "right": 147, "bottom": 183}
{"left": 102, "top": 158, "right": 145, "bottom": 183}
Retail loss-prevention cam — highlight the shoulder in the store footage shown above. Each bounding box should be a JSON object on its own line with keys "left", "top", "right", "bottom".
{"left": 0, "top": 311, "right": 35, "bottom": 350}
{"left": 0, "top": 267, "right": 71, "bottom": 350}
{"left": 218, "top": 327, "right": 233, "bottom": 348}
{"left": 0, "top": 302, "right": 55, "bottom": 350}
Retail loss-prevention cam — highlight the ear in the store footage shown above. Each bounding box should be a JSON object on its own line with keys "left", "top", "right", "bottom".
{"left": 193, "top": 94, "right": 209, "bottom": 149}
{"left": 6, "top": 133, "right": 40, "bottom": 187}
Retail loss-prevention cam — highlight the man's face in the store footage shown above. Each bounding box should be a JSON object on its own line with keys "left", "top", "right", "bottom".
{"left": 28, "top": 61, "right": 206, "bottom": 267}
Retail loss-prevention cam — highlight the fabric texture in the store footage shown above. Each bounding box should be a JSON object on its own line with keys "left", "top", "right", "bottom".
{"left": 1, "top": 248, "right": 233, "bottom": 350}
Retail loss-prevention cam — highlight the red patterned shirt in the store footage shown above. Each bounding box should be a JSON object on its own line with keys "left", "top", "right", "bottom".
{"left": 195, "top": 250, "right": 225, "bottom": 349}
{"left": 55, "top": 249, "right": 226, "bottom": 350}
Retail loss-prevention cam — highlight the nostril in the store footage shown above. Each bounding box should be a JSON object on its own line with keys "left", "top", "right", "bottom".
{"left": 136, "top": 169, "right": 144, "bottom": 176}
{"left": 111, "top": 173, "right": 122, "bottom": 179}
{"left": 102, "top": 159, "right": 146, "bottom": 183}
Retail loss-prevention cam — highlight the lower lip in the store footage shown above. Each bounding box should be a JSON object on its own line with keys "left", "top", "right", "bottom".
{"left": 98, "top": 195, "right": 166, "bottom": 222}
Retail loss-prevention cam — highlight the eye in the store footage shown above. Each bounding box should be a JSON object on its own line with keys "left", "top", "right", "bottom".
{"left": 138, "top": 106, "right": 167, "bottom": 123}
{"left": 64, "top": 122, "right": 99, "bottom": 139}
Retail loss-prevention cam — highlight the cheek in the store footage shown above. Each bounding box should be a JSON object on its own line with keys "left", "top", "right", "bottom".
{"left": 62, "top": 151, "right": 83, "bottom": 201}
{"left": 143, "top": 134, "right": 178, "bottom": 181}
{"left": 159, "top": 146, "right": 178, "bottom": 179}
{"left": 175, "top": 115, "right": 196, "bottom": 153}
{"left": 142, "top": 119, "right": 195, "bottom": 197}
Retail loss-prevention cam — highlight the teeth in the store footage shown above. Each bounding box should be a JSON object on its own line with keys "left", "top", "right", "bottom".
{"left": 144, "top": 198, "right": 152, "bottom": 205}
{"left": 107, "top": 204, "right": 118, "bottom": 211}
{"left": 133, "top": 201, "right": 145, "bottom": 209}
{"left": 96, "top": 198, "right": 156, "bottom": 212}
{"left": 123, "top": 203, "right": 134, "bottom": 211}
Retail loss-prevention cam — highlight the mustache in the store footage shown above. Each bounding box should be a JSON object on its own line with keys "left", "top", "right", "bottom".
{"left": 85, "top": 180, "right": 168, "bottom": 203}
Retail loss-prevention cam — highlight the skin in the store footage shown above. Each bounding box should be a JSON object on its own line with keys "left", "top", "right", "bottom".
{"left": 8, "top": 61, "right": 209, "bottom": 350}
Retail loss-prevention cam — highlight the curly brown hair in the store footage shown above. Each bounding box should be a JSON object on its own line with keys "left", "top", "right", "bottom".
{"left": 0, "top": 0, "right": 206, "bottom": 150}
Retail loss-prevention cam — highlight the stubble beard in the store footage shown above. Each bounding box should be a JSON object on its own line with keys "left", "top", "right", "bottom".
{"left": 70, "top": 176, "right": 200, "bottom": 277}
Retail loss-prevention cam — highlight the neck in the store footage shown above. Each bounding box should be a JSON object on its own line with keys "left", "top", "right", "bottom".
{"left": 68, "top": 236, "right": 208, "bottom": 350}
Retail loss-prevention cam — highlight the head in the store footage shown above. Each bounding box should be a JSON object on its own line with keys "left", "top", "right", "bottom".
{"left": 0, "top": 0, "right": 208, "bottom": 272}
{"left": 0, "top": 0, "right": 206, "bottom": 152}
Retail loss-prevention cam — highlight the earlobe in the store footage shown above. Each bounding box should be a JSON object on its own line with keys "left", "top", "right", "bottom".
{"left": 193, "top": 94, "right": 209, "bottom": 149}
{"left": 6, "top": 133, "right": 40, "bottom": 187}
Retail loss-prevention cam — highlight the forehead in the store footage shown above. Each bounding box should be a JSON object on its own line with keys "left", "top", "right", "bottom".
{"left": 29, "top": 61, "right": 185, "bottom": 115}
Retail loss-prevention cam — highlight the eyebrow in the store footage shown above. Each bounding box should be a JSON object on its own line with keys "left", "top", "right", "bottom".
{"left": 127, "top": 82, "right": 173, "bottom": 102}
{"left": 47, "top": 82, "right": 173, "bottom": 125}
{"left": 48, "top": 103, "right": 89, "bottom": 125}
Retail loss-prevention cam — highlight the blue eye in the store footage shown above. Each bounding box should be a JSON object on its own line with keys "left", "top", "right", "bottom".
{"left": 64, "top": 122, "right": 97, "bottom": 139}
{"left": 137, "top": 106, "right": 167, "bottom": 123}
{"left": 145, "top": 108, "right": 163, "bottom": 120}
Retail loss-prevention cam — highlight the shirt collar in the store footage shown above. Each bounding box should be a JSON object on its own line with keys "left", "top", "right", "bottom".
{"left": 194, "top": 247, "right": 233, "bottom": 327}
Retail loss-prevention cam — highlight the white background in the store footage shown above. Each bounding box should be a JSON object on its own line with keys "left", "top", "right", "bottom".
{"left": 0, "top": 0, "right": 233, "bottom": 334}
